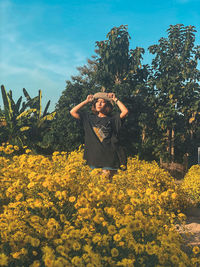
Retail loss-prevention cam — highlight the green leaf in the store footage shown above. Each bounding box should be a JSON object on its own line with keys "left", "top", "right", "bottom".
{"left": 43, "top": 100, "right": 51, "bottom": 117}
{"left": 16, "top": 109, "right": 37, "bottom": 120}
{"left": 38, "top": 111, "right": 56, "bottom": 127}
{"left": 23, "top": 88, "right": 31, "bottom": 101}
{"left": 1, "top": 85, "right": 13, "bottom": 121}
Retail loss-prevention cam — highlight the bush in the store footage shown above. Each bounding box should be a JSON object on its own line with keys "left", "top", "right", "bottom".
{"left": 0, "top": 144, "right": 199, "bottom": 266}
{"left": 182, "top": 165, "right": 200, "bottom": 205}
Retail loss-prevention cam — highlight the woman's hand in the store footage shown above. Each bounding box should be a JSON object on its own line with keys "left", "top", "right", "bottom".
{"left": 70, "top": 95, "right": 94, "bottom": 120}
{"left": 86, "top": 95, "right": 94, "bottom": 103}
{"left": 108, "top": 93, "right": 118, "bottom": 103}
{"left": 108, "top": 92, "right": 128, "bottom": 118}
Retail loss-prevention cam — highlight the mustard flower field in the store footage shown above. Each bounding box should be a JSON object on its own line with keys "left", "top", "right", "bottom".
{"left": 0, "top": 143, "right": 199, "bottom": 267}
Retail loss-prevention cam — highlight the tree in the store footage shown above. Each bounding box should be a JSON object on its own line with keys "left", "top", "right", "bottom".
{"left": 148, "top": 24, "right": 200, "bottom": 164}
{"left": 51, "top": 25, "right": 151, "bottom": 157}
{"left": 48, "top": 60, "right": 99, "bottom": 152}
{"left": 95, "top": 25, "right": 155, "bottom": 157}
{"left": 0, "top": 85, "right": 36, "bottom": 146}
{"left": 22, "top": 88, "right": 56, "bottom": 153}
{"left": 0, "top": 85, "right": 56, "bottom": 152}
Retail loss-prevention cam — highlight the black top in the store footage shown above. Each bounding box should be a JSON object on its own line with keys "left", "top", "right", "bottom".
{"left": 79, "top": 111, "right": 122, "bottom": 168}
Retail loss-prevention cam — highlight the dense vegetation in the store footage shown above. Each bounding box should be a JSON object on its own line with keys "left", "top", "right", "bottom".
{"left": 0, "top": 144, "right": 199, "bottom": 266}
{"left": 0, "top": 24, "right": 200, "bottom": 166}
{"left": 0, "top": 23, "right": 200, "bottom": 266}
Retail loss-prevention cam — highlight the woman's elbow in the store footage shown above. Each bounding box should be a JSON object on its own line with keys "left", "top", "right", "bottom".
{"left": 120, "top": 109, "right": 129, "bottom": 119}
{"left": 124, "top": 108, "right": 129, "bottom": 117}
{"left": 70, "top": 110, "right": 80, "bottom": 119}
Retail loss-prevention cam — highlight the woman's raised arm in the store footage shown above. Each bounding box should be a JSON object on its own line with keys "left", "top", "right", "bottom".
{"left": 108, "top": 93, "right": 129, "bottom": 119}
{"left": 70, "top": 95, "right": 94, "bottom": 119}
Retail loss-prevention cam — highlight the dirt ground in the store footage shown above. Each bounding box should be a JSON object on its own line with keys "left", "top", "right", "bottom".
{"left": 180, "top": 207, "right": 200, "bottom": 247}
{"left": 173, "top": 179, "right": 200, "bottom": 247}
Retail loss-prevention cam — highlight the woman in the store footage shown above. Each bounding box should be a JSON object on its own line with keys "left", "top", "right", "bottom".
{"left": 70, "top": 92, "right": 128, "bottom": 180}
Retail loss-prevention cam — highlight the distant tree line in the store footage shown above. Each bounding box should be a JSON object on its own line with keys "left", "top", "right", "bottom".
{"left": 0, "top": 24, "right": 200, "bottom": 166}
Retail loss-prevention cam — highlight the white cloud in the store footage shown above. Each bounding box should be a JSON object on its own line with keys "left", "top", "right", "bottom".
{"left": 0, "top": 1, "right": 88, "bottom": 110}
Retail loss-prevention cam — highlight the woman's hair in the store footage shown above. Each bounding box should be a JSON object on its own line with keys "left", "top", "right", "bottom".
{"left": 91, "top": 99, "right": 113, "bottom": 115}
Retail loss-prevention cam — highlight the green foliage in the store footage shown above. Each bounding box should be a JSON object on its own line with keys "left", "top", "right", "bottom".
{"left": 50, "top": 25, "right": 158, "bottom": 159}
{"left": 48, "top": 74, "right": 97, "bottom": 152}
{"left": 1, "top": 24, "right": 200, "bottom": 164}
{"left": 182, "top": 165, "right": 200, "bottom": 205}
{"left": 0, "top": 85, "right": 56, "bottom": 153}
{"left": 0, "top": 85, "right": 34, "bottom": 146}
{"left": 148, "top": 24, "right": 200, "bottom": 163}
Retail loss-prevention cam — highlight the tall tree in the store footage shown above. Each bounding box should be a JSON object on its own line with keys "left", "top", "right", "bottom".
{"left": 148, "top": 24, "right": 200, "bottom": 163}
{"left": 48, "top": 60, "right": 99, "bottom": 152}
{"left": 95, "top": 25, "right": 155, "bottom": 157}
{"left": 51, "top": 25, "right": 151, "bottom": 157}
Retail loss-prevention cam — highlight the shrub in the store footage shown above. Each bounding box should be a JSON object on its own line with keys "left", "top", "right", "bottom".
{"left": 182, "top": 165, "right": 200, "bottom": 205}
{"left": 0, "top": 144, "right": 199, "bottom": 266}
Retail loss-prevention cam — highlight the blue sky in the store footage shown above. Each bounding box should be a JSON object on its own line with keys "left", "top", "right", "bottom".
{"left": 1, "top": 0, "right": 200, "bottom": 111}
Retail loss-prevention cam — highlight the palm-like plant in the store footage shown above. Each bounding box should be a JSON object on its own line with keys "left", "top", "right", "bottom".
{"left": 0, "top": 85, "right": 56, "bottom": 151}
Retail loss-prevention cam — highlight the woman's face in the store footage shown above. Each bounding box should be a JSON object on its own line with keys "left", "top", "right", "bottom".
{"left": 95, "top": 98, "right": 107, "bottom": 112}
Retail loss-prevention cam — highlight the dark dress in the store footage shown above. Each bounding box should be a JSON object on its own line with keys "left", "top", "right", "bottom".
{"left": 79, "top": 111, "right": 124, "bottom": 169}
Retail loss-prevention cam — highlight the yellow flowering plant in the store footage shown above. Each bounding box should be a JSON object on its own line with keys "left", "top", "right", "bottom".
{"left": 181, "top": 165, "right": 200, "bottom": 205}
{"left": 0, "top": 143, "right": 199, "bottom": 266}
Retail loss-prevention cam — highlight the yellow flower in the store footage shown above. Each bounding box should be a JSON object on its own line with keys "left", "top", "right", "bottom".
{"left": 72, "top": 241, "right": 81, "bottom": 251}
{"left": 120, "top": 164, "right": 126, "bottom": 170}
{"left": 30, "top": 216, "right": 40, "bottom": 223}
{"left": 119, "top": 228, "right": 127, "bottom": 237}
{"left": 92, "top": 233, "right": 102, "bottom": 244}
{"left": 171, "top": 192, "right": 177, "bottom": 199}
{"left": 0, "top": 253, "right": 8, "bottom": 266}
{"left": 30, "top": 238, "right": 40, "bottom": 247}
{"left": 47, "top": 218, "right": 60, "bottom": 230}
{"left": 107, "top": 225, "right": 117, "bottom": 235}
{"left": 71, "top": 256, "right": 83, "bottom": 266}
{"left": 56, "top": 246, "right": 65, "bottom": 255}
{"left": 119, "top": 258, "right": 135, "bottom": 266}
{"left": 15, "top": 193, "right": 23, "bottom": 201}
{"left": 158, "top": 253, "right": 168, "bottom": 264}
{"left": 12, "top": 252, "right": 21, "bottom": 259}
{"left": 170, "top": 255, "right": 179, "bottom": 264}
{"left": 145, "top": 188, "right": 152, "bottom": 195}
{"left": 69, "top": 196, "right": 76, "bottom": 203}
{"left": 54, "top": 257, "right": 70, "bottom": 267}
{"left": 53, "top": 151, "right": 60, "bottom": 156}
{"left": 45, "top": 229, "right": 55, "bottom": 239}
{"left": 123, "top": 204, "right": 133, "bottom": 214}
{"left": 150, "top": 193, "right": 157, "bottom": 201}
{"left": 127, "top": 220, "right": 143, "bottom": 232}
{"left": 29, "top": 260, "right": 41, "bottom": 267}
{"left": 27, "top": 182, "right": 35, "bottom": 189}
{"left": 53, "top": 239, "right": 63, "bottom": 246}
{"left": 192, "top": 246, "right": 200, "bottom": 254}
{"left": 113, "top": 234, "right": 122, "bottom": 242}
{"left": 111, "top": 248, "right": 119, "bottom": 257}
{"left": 43, "top": 257, "right": 55, "bottom": 267}
{"left": 32, "top": 251, "right": 38, "bottom": 256}
{"left": 135, "top": 210, "right": 143, "bottom": 218}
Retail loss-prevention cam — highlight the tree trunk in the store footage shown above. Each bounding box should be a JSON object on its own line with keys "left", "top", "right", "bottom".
{"left": 171, "top": 128, "right": 175, "bottom": 163}
{"left": 166, "top": 128, "right": 174, "bottom": 162}
{"left": 142, "top": 126, "right": 146, "bottom": 144}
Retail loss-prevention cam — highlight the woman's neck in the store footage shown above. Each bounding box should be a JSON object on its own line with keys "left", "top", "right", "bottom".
{"left": 98, "top": 112, "right": 107, "bottom": 117}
